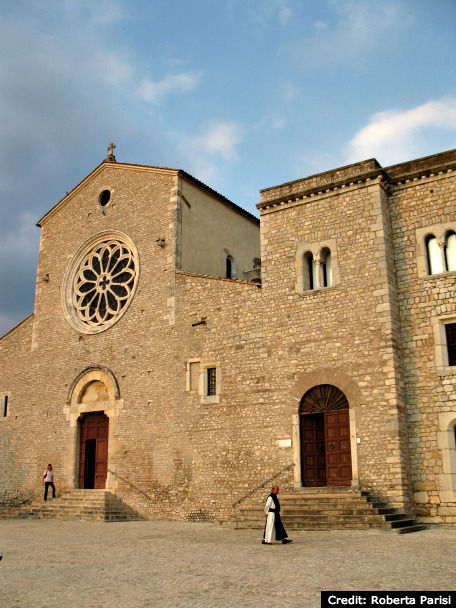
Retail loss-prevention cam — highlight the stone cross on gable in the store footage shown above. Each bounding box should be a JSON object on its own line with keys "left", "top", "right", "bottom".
{"left": 105, "top": 142, "right": 116, "bottom": 162}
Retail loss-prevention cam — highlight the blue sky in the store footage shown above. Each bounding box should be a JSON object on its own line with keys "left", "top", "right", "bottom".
{"left": 1, "top": 0, "right": 456, "bottom": 335}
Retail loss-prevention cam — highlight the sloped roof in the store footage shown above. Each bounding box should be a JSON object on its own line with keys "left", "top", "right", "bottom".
{"left": 37, "top": 160, "right": 259, "bottom": 227}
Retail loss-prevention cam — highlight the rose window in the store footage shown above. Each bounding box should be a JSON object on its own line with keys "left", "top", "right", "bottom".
{"left": 63, "top": 233, "right": 139, "bottom": 333}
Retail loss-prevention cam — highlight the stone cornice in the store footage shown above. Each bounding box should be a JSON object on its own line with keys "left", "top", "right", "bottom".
{"left": 257, "top": 170, "right": 387, "bottom": 212}
{"left": 257, "top": 149, "right": 456, "bottom": 212}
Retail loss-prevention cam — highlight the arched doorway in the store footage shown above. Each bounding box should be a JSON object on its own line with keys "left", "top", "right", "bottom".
{"left": 78, "top": 411, "right": 109, "bottom": 489}
{"left": 299, "top": 384, "right": 352, "bottom": 486}
{"left": 64, "top": 366, "right": 121, "bottom": 491}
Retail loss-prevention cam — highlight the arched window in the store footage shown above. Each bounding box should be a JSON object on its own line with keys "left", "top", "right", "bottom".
{"left": 226, "top": 256, "right": 233, "bottom": 279}
{"left": 321, "top": 248, "right": 332, "bottom": 287}
{"left": 444, "top": 231, "right": 456, "bottom": 272}
{"left": 426, "top": 235, "right": 443, "bottom": 275}
{"left": 303, "top": 252, "right": 316, "bottom": 290}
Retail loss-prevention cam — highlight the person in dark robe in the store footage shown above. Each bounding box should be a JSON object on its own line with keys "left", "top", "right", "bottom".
{"left": 262, "top": 485, "right": 292, "bottom": 544}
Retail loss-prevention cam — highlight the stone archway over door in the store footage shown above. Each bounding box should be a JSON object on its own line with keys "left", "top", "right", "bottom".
{"left": 300, "top": 384, "right": 352, "bottom": 486}
{"left": 78, "top": 412, "right": 109, "bottom": 489}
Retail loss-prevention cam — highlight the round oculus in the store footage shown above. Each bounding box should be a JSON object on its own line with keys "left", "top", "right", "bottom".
{"left": 98, "top": 190, "right": 111, "bottom": 207}
{"left": 62, "top": 232, "right": 139, "bottom": 334}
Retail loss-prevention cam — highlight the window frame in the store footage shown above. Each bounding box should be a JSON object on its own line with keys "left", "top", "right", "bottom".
{"left": 416, "top": 223, "right": 456, "bottom": 278}
{"left": 445, "top": 323, "right": 456, "bottom": 367}
{"left": 185, "top": 359, "right": 201, "bottom": 392}
{"left": 444, "top": 231, "right": 456, "bottom": 272}
{"left": 199, "top": 362, "right": 222, "bottom": 404}
{"left": 296, "top": 239, "right": 338, "bottom": 294}
{"left": 432, "top": 314, "right": 456, "bottom": 376}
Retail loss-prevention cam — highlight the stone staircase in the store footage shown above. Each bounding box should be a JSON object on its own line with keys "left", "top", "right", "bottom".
{"left": 235, "top": 488, "right": 426, "bottom": 534}
{"left": 0, "top": 489, "right": 144, "bottom": 522}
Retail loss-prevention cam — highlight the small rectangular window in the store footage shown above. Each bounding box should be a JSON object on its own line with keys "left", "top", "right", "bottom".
{"left": 3, "top": 395, "right": 8, "bottom": 417}
{"left": 207, "top": 368, "right": 217, "bottom": 396}
{"left": 446, "top": 323, "right": 456, "bottom": 366}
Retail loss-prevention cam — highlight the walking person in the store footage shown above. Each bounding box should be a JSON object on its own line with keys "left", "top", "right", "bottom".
{"left": 262, "top": 485, "right": 292, "bottom": 545}
{"left": 43, "top": 464, "right": 56, "bottom": 501}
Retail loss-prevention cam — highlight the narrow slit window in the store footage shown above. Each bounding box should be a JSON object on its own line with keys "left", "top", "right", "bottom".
{"left": 207, "top": 368, "right": 217, "bottom": 396}
{"left": 3, "top": 395, "right": 8, "bottom": 417}
{"left": 321, "top": 248, "right": 332, "bottom": 287}
{"left": 226, "top": 256, "right": 233, "bottom": 279}
{"left": 303, "top": 252, "right": 315, "bottom": 290}
{"left": 445, "top": 323, "right": 456, "bottom": 367}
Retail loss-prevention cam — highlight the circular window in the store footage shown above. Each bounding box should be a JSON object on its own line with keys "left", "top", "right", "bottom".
{"left": 63, "top": 232, "right": 139, "bottom": 334}
{"left": 99, "top": 190, "right": 111, "bottom": 207}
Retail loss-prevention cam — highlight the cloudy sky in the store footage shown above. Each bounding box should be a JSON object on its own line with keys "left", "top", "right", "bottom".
{"left": 1, "top": 0, "right": 456, "bottom": 336}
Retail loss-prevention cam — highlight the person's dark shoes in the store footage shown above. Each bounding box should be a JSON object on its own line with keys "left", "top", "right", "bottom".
{"left": 262, "top": 540, "right": 272, "bottom": 544}
{"left": 282, "top": 539, "right": 293, "bottom": 544}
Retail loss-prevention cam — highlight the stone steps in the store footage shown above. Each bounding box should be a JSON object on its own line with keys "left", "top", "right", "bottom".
{"left": 235, "top": 488, "right": 425, "bottom": 534}
{"left": 1, "top": 490, "right": 144, "bottom": 522}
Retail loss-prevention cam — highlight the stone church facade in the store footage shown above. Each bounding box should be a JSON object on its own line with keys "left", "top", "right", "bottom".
{"left": 1, "top": 148, "right": 455, "bottom": 525}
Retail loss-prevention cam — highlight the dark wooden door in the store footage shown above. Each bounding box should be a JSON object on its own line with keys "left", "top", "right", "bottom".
{"left": 300, "top": 413, "right": 326, "bottom": 486}
{"left": 324, "top": 409, "right": 352, "bottom": 486}
{"left": 78, "top": 412, "right": 109, "bottom": 489}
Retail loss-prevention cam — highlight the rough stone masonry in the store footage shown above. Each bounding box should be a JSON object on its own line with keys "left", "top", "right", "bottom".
{"left": 0, "top": 148, "right": 455, "bottom": 525}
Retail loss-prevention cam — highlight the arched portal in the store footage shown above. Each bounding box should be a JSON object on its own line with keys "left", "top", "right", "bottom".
{"left": 299, "top": 384, "right": 352, "bottom": 486}
{"left": 63, "top": 366, "right": 122, "bottom": 491}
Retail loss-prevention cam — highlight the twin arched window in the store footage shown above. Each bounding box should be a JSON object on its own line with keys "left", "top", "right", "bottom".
{"left": 304, "top": 248, "right": 332, "bottom": 290}
{"left": 426, "top": 231, "right": 456, "bottom": 275}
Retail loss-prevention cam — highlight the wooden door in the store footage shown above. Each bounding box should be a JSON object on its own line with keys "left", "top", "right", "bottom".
{"left": 324, "top": 409, "right": 352, "bottom": 486}
{"left": 300, "top": 413, "right": 326, "bottom": 486}
{"left": 78, "top": 412, "right": 109, "bottom": 489}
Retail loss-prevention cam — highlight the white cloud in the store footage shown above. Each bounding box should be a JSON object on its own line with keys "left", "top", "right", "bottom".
{"left": 230, "top": 0, "right": 292, "bottom": 28}
{"left": 91, "top": 50, "right": 135, "bottom": 86}
{"left": 138, "top": 72, "right": 201, "bottom": 104}
{"left": 277, "top": 2, "right": 292, "bottom": 26}
{"left": 89, "top": 2, "right": 126, "bottom": 25}
{"left": 255, "top": 114, "right": 286, "bottom": 130}
{"left": 63, "top": 0, "right": 126, "bottom": 26}
{"left": 293, "top": 1, "right": 410, "bottom": 68}
{"left": 346, "top": 98, "right": 456, "bottom": 164}
{"left": 174, "top": 121, "right": 244, "bottom": 186}
{"left": 193, "top": 121, "right": 243, "bottom": 161}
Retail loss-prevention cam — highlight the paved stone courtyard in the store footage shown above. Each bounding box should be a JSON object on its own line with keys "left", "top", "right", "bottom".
{"left": 0, "top": 520, "right": 455, "bottom": 608}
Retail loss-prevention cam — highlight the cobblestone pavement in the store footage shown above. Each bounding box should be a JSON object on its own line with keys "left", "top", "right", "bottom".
{"left": 0, "top": 520, "right": 455, "bottom": 608}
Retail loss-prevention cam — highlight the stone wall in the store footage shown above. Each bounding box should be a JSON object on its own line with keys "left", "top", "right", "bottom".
{"left": 0, "top": 163, "right": 180, "bottom": 519}
{"left": 173, "top": 271, "right": 272, "bottom": 522}
{"left": 0, "top": 316, "right": 35, "bottom": 510}
{"left": 258, "top": 176, "right": 413, "bottom": 510}
{"left": 0, "top": 151, "right": 454, "bottom": 525}
{"left": 389, "top": 166, "right": 456, "bottom": 523}
{"left": 178, "top": 177, "right": 260, "bottom": 280}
